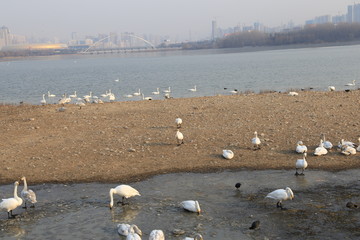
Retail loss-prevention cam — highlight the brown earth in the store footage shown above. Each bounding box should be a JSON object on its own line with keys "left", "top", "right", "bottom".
{"left": 1, "top": 90, "right": 360, "bottom": 185}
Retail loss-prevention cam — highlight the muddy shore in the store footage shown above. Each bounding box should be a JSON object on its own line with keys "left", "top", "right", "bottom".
{"left": 1, "top": 90, "right": 360, "bottom": 185}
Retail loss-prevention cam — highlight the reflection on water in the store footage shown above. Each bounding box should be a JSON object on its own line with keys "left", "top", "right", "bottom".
{"left": 0, "top": 170, "right": 359, "bottom": 239}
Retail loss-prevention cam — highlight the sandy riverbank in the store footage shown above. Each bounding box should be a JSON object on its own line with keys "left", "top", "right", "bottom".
{"left": 1, "top": 90, "right": 360, "bottom": 185}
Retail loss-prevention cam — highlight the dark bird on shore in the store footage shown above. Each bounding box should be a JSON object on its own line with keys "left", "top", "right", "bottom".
{"left": 249, "top": 220, "right": 260, "bottom": 230}
{"left": 346, "top": 201, "right": 358, "bottom": 209}
{"left": 235, "top": 183, "right": 241, "bottom": 190}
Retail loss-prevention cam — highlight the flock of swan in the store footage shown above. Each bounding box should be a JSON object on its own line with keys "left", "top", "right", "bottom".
{"left": 40, "top": 85, "right": 199, "bottom": 106}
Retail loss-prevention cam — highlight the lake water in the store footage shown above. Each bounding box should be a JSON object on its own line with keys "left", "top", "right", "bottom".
{"left": 1, "top": 45, "right": 360, "bottom": 105}
{"left": 0, "top": 170, "right": 359, "bottom": 239}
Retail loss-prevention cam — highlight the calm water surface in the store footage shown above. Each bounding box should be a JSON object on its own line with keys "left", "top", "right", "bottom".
{"left": 0, "top": 170, "right": 359, "bottom": 239}
{"left": 1, "top": 45, "right": 360, "bottom": 104}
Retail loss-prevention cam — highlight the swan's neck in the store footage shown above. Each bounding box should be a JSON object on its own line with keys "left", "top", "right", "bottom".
{"left": 23, "top": 178, "right": 28, "bottom": 191}
{"left": 109, "top": 189, "right": 114, "bottom": 207}
{"left": 14, "top": 183, "right": 19, "bottom": 199}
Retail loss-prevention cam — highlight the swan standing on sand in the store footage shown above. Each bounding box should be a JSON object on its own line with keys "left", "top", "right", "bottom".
{"left": 117, "top": 224, "right": 142, "bottom": 236}
{"left": 40, "top": 94, "right": 46, "bottom": 105}
{"left": 149, "top": 230, "right": 165, "bottom": 240}
{"left": 252, "top": 131, "right": 261, "bottom": 150}
{"left": 180, "top": 200, "right": 201, "bottom": 214}
{"left": 295, "top": 141, "right": 307, "bottom": 153}
{"left": 184, "top": 233, "right": 203, "bottom": 240}
{"left": 109, "top": 185, "right": 141, "bottom": 209}
{"left": 328, "top": 86, "right": 336, "bottom": 91}
{"left": 152, "top": 88, "right": 160, "bottom": 95}
{"left": 314, "top": 139, "right": 328, "bottom": 156}
{"left": 295, "top": 153, "right": 308, "bottom": 176}
{"left": 175, "top": 117, "right": 182, "bottom": 128}
{"left": 188, "top": 85, "right": 197, "bottom": 92}
{"left": 266, "top": 187, "right": 294, "bottom": 209}
{"left": 109, "top": 93, "right": 116, "bottom": 102}
{"left": 222, "top": 150, "right": 234, "bottom": 159}
{"left": 345, "top": 80, "right": 356, "bottom": 86}
{"left": 0, "top": 181, "right": 23, "bottom": 218}
{"left": 20, "top": 177, "right": 37, "bottom": 208}
{"left": 175, "top": 129, "right": 184, "bottom": 146}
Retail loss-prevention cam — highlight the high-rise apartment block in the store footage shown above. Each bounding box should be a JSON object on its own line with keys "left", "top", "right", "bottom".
{"left": 0, "top": 26, "right": 11, "bottom": 49}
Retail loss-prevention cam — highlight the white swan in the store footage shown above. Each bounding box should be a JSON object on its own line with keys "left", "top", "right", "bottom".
{"left": 109, "top": 185, "right": 140, "bottom": 209}
{"left": 76, "top": 98, "right": 86, "bottom": 109}
{"left": 252, "top": 131, "right": 261, "bottom": 150}
{"left": 188, "top": 85, "right": 197, "bottom": 92}
{"left": 142, "top": 93, "right": 152, "bottom": 100}
{"left": 175, "top": 117, "right": 182, "bottom": 128}
{"left": 229, "top": 89, "right": 238, "bottom": 94}
{"left": 109, "top": 93, "right": 116, "bottom": 102}
{"left": 101, "top": 91, "right": 108, "bottom": 98}
{"left": 338, "top": 139, "right": 356, "bottom": 148}
{"left": 321, "top": 134, "right": 333, "bottom": 150}
{"left": 83, "top": 91, "right": 92, "bottom": 101}
{"left": 313, "top": 139, "right": 328, "bottom": 156}
{"left": 149, "top": 230, "right": 165, "bottom": 240}
{"left": 184, "top": 234, "right": 203, "bottom": 240}
{"left": 40, "top": 94, "right": 46, "bottom": 105}
{"left": 117, "top": 224, "right": 142, "bottom": 236}
{"left": 295, "top": 153, "right": 308, "bottom": 175}
{"left": 265, "top": 187, "right": 294, "bottom": 209}
{"left": 124, "top": 94, "right": 133, "bottom": 98}
{"left": 222, "top": 150, "right": 234, "bottom": 160}
{"left": 47, "top": 91, "right": 56, "bottom": 98}
{"left": 295, "top": 141, "right": 307, "bottom": 153}
{"left": 69, "top": 91, "right": 77, "bottom": 98}
{"left": 345, "top": 80, "right": 356, "bottom": 86}
{"left": 341, "top": 145, "right": 357, "bottom": 155}
{"left": 20, "top": 176, "right": 37, "bottom": 208}
{"left": 288, "top": 91, "right": 299, "bottom": 96}
{"left": 58, "top": 93, "right": 71, "bottom": 105}
{"left": 163, "top": 87, "right": 171, "bottom": 93}
{"left": 0, "top": 181, "right": 23, "bottom": 218}
{"left": 328, "top": 86, "right": 336, "bottom": 91}
{"left": 152, "top": 88, "right": 160, "bottom": 95}
{"left": 133, "top": 89, "right": 141, "bottom": 96}
{"left": 180, "top": 200, "right": 201, "bottom": 214}
{"left": 175, "top": 129, "right": 184, "bottom": 146}
{"left": 126, "top": 225, "right": 142, "bottom": 240}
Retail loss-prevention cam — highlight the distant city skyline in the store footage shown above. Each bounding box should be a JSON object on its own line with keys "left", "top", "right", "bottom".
{"left": 1, "top": 0, "right": 359, "bottom": 43}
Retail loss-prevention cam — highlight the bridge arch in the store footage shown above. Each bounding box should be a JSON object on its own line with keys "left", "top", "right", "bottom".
{"left": 82, "top": 34, "right": 156, "bottom": 53}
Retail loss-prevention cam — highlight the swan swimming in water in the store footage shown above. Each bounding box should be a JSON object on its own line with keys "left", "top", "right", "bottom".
{"left": 149, "top": 229, "right": 165, "bottom": 240}
{"left": 109, "top": 185, "right": 141, "bottom": 209}
{"left": 0, "top": 181, "right": 23, "bottom": 218}
{"left": 295, "top": 153, "right": 308, "bottom": 176}
{"left": 266, "top": 187, "right": 294, "bottom": 209}
{"left": 20, "top": 176, "right": 37, "bottom": 208}
{"left": 152, "top": 88, "right": 160, "bottom": 95}
{"left": 295, "top": 141, "right": 307, "bottom": 153}
{"left": 222, "top": 150, "right": 234, "bottom": 159}
{"left": 188, "top": 85, "right": 197, "bottom": 92}
{"left": 345, "top": 80, "right": 356, "bottom": 86}
{"left": 180, "top": 200, "right": 201, "bottom": 214}
{"left": 163, "top": 87, "right": 171, "bottom": 93}
{"left": 133, "top": 89, "right": 141, "bottom": 96}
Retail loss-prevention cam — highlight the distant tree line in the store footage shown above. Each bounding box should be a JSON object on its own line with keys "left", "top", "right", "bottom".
{"left": 181, "top": 23, "right": 360, "bottom": 49}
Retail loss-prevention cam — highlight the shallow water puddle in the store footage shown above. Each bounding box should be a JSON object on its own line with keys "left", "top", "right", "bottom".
{"left": 0, "top": 170, "right": 359, "bottom": 239}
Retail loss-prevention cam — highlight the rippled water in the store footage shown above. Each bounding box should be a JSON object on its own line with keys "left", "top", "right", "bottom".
{"left": 1, "top": 45, "right": 360, "bottom": 104}
{"left": 0, "top": 170, "right": 359, "bottom": 239}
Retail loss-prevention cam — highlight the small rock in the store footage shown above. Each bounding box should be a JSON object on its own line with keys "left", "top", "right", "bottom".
{"left": 172, "top": 229, "right": 185, "bottom": 236}
{"left": 128, "top": 148, "right": 136, "bottom": 152}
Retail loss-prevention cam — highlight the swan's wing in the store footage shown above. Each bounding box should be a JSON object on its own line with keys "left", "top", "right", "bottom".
{"left": 266, "top": 189, "right": 286, "bottom": 200}
{"left": 22, "top": 189, "right": 37, "bottom": 203}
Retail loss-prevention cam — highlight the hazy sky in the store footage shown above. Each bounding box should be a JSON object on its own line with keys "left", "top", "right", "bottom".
{"left": 1, "top": 0, "right": 357, "bottom": 41}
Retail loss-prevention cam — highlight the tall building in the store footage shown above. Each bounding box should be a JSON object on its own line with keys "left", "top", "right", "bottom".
{"left": 0, "top": 26, "right": 11, "bottom": 49}
{"left": 347, "top": 5, "right": 353, "bottom": 23}
{"left": 212, "top": 20, "right": 217, "bottom": 40}
{"left": 347, "top": 3, "right": 360, "bottom": 23}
